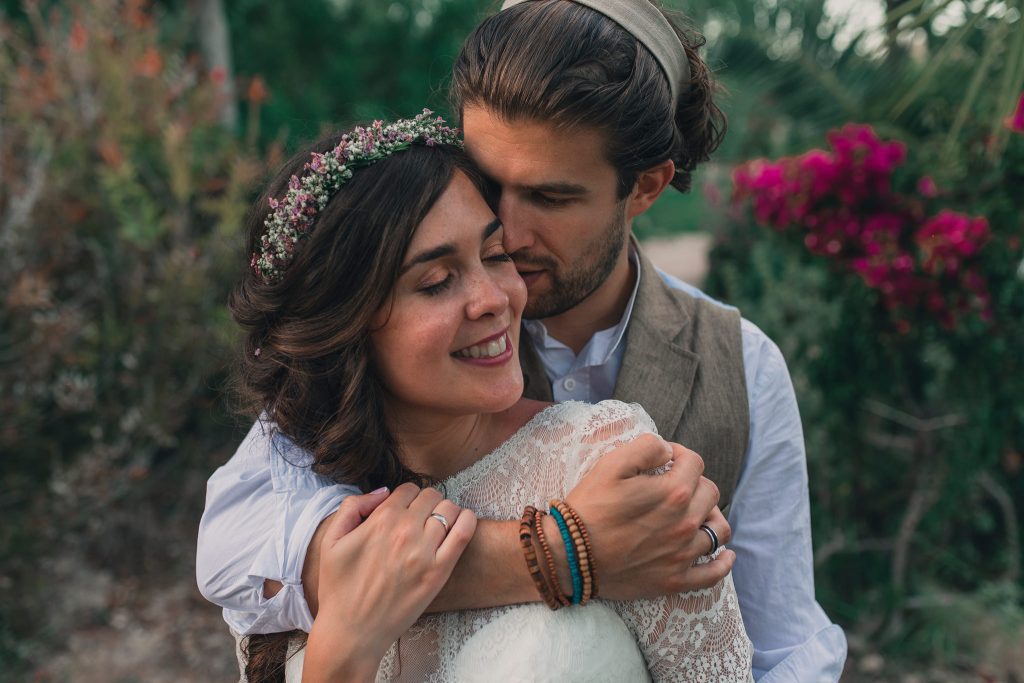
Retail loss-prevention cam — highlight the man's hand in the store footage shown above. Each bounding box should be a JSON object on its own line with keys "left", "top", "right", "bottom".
{"left": 564, "top": 434, "right": 734, "bottom": 599}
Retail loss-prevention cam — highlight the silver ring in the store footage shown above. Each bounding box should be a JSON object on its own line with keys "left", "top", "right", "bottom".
{"left": 429, "top": 512, "right": 449, "bottom": 532}
{"left": 700, "top": 524, "right": 719, "bottom": 554}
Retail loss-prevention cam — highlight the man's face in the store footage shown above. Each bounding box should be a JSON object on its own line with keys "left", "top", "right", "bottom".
{"left": 462, "top": 106, "right": 630, "bottom": 320}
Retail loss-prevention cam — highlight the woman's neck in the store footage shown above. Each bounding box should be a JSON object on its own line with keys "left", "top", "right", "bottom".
{"left": 386, "top": 408, "right": 502, "bottom": 482}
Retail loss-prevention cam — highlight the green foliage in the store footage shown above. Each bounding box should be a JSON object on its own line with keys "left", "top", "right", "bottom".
{"left": 219, "top": 0, "right": 490, "bottom": 142}
{"left": 0, "top": 0, "right": 273, "bottom": 674}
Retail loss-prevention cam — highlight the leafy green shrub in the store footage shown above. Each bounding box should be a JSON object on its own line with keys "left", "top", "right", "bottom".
{"left": 0, "top": 0, "right": 274, "bottom": 672}
{"left": 701, "top": 0, "right": 1024, "bottom": 673}
{"left": 708, "top": 110, "right": 1024, "bottom": 672}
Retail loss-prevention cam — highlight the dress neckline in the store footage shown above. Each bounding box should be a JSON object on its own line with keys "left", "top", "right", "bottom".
{"left": 440, "top": 401, "right": 585, "bottom": 494}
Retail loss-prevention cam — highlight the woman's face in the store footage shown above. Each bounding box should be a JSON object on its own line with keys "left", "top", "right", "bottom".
{"left": 370, "top": 170, "right": 527, "bottom": 420}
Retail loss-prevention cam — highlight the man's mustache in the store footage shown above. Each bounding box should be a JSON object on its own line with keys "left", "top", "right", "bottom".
{"left": 510, "top": 252, "right": 557, "bottom": 271}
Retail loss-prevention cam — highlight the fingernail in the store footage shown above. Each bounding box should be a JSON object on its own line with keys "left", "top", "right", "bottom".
{"left": 369, "top": 486, "right": 389, "bottom": 495}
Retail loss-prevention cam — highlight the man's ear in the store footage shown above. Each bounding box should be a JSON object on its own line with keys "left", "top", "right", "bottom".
{"left": 625, "top": 159, "right": 675, "bottom": 220}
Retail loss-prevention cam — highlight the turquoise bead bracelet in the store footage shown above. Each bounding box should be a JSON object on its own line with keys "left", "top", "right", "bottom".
{"left": 550, "top": 505, "right": 583, "bottom": 605}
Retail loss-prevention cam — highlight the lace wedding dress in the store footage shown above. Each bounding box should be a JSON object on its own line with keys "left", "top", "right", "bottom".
{"left": 286, "top": 400, "right": 753, "bottom": 682}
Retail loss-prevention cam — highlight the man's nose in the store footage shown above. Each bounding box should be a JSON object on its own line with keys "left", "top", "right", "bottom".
{"left": 497, "top": 194, "right": 535, "bottom": 255}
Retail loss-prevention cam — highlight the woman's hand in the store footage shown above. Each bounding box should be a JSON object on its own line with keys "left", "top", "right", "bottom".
{"left": 302, "top": 483, "right": 477, "bottom": 682}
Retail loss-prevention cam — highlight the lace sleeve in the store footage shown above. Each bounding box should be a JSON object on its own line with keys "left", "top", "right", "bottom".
{"left": 565, "top": 401, "right": 754, "bottom": 682}
{"left": 560, "top": 400, "right": 661, "bottom": 488}
{"left": 611, "top": 568, "right": 753, "bottom": 682}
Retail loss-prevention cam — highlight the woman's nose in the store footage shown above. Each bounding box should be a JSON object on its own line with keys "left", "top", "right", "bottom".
{"left": 465, "top": 269, "right": 510, "bottom": 320}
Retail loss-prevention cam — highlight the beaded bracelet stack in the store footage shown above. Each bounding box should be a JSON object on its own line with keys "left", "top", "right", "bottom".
{"left": 519, "top": 499, "right": 598, "bottom": 609}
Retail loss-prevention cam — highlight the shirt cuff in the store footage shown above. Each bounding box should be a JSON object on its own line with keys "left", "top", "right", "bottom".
{"left": 227, "top": 483, "right": 354, "bottom": 635}
{"left": 222, "top": 582, "right": 313, "bottom": 635}
{"left": 753, "top": 623, "right": 848, "bottom": 683}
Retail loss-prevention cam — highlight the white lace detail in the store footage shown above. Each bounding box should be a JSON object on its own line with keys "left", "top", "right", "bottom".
{"left": 290, "top": 401, "right": 753, "bottom": 682}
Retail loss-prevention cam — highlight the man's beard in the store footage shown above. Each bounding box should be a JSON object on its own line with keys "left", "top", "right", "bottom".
{"left": 518, "top": 204, "right": 628, "bottom": 320}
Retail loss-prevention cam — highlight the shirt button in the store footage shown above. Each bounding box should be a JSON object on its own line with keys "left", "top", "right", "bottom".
{"left": 563, "top": 378, "right": 577, "bottom": 392}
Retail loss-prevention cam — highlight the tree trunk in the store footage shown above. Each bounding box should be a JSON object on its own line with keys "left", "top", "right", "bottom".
{"left": 194, "top": 0, "right": 237, "bottom": 131}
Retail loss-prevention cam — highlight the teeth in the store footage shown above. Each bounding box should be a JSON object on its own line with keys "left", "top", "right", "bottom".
{"left": 455, "top": 334, "right": 508, "bottom": 359}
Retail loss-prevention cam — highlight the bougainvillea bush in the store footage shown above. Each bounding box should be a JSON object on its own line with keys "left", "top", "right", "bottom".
{"left": 709, "top": 114, "right": 1024, "bottom": 669}
{"left": 731, "top": 124, "right": 994, "bottom": 332}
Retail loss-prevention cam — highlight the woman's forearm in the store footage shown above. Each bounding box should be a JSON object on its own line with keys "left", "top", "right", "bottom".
{"left": 303, "top": 616, "right": 381, "bottom": 683}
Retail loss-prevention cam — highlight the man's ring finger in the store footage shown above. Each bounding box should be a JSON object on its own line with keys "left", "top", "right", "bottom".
{"left": 700, "top": 524, "right": 719, "bottom": 554}
{"left": 429, "top": 512, "right": 449, "bottom": 533}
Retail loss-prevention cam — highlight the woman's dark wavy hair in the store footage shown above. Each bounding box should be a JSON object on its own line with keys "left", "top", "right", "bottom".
{"left": 231, "top": 133, "right": 485, "bottom": 682}
{"left": 450, "top": 0, "right": 726, "bottom": 198}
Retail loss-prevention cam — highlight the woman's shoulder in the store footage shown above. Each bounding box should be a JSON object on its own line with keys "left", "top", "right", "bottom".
{"left": 526, "top": 400, "right": 658, "bottom": 439}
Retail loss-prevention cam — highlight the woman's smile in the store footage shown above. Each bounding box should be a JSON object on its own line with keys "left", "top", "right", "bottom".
{"left": 452, "top": 329, "right": 513, "bottom": 364}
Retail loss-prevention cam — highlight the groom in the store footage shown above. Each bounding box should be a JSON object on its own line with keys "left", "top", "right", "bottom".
{"left": 199, "top": 0, "right": 846, "bottom": 679}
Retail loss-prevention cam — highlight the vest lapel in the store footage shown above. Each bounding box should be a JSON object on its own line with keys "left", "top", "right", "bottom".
{"left": 518, "top": 324, "right": 553, "bottom": 402}
{"left": 612, "top": 247, "right": 698, "bottom": 438}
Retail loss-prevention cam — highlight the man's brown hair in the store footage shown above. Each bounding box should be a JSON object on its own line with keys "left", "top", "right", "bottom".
{"left": 450, "top": 0, "right": 726, "bottom": 198}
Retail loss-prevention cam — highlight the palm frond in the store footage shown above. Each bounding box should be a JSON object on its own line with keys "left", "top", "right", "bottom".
{"left": 889, "top": 10, "right": 987, "bottom": 119}
{"left": 944, "top": 17, "right": 1005, "bottom": 153}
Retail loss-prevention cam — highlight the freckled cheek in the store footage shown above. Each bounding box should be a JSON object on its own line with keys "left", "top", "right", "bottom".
{"left": 372, "top": 312, "right": 452, "bottom": 368}
{"left": 506, "top": 272, "right": 528, "bottom": 317}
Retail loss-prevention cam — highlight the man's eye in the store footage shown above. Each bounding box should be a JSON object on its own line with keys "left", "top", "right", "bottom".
{"left": 533, "top": 192, "right": 570, "bottom": 207}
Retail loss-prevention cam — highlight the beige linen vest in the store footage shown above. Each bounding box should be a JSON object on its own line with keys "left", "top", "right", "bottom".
{"left": 519, "top": 247, "right": 750, "bottom": 507}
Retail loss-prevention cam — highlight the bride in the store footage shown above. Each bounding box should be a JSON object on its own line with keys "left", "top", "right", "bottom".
{"left": 228, "top": 112, "right": 752, "bottom": 682}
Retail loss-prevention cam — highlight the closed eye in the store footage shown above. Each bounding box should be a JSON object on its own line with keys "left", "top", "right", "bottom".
{"left": 420, "top": 274, "right": 453, "bottom": 296}
{"left": 531, "top": 192, "right": 572, "bottom": 208}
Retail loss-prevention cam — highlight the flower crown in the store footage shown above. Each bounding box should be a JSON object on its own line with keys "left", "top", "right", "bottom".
{"left": 251, "top": 110, "right": 462, "bottom": 283}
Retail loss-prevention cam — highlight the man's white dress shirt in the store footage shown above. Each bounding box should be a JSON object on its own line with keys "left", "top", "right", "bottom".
{"left": 197, "top": 262, "right": 847, "bottom": 681}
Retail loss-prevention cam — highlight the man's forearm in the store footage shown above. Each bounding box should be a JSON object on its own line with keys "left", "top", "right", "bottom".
{"left": 425, "top": 515, "right": 576, "bottom": 612}
{"left": 425, "top": 519, "right": 538, "bottom": 611}
{"left": 299, "top": 433, "right": 727, "bottom": 617}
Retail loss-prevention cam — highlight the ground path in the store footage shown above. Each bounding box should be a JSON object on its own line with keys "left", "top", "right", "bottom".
{"left": 641, "top": 232, "right": 712, "bottom": 286}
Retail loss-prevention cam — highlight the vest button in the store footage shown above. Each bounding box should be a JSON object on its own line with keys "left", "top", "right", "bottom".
{"left": 563, "top": 377, "right": 576, "bottom": 392}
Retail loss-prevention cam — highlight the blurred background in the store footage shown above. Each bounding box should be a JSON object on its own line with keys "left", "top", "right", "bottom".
{"left": 1, "top": 0, "right": 1021, "bottom": 680}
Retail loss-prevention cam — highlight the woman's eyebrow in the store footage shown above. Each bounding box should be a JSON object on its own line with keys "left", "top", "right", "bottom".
{"left": 400, "top": 244, "right": 456, "bottom": 275}
{"left": 399, "top": 218, "right": 503, "bottom": 275}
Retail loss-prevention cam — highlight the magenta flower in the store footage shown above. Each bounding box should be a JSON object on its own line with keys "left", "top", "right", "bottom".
{"left": 731, "top": 124, "right": 994, "bottom": 331}
{"left": 1005, "top": 92, "right": 1024, "bottom": 134}
{"left": 916, "top": 176, "right": 938, "bottom": 198}
{"left": 916, "top": 210, "right": 990, "bottom": 274}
